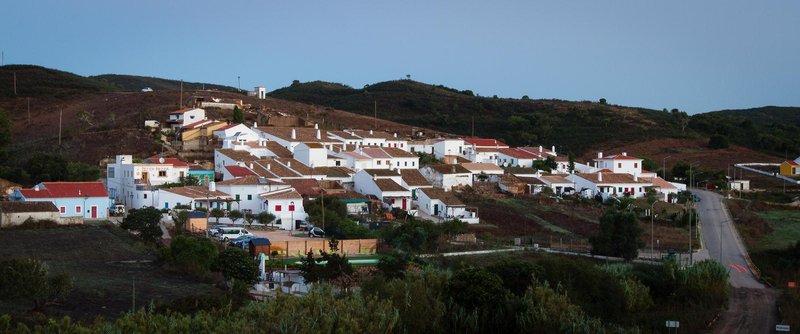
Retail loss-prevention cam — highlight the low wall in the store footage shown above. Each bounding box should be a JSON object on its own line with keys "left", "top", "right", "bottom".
{"left": 266, "top": 239, "right": 378, "bottom": 257}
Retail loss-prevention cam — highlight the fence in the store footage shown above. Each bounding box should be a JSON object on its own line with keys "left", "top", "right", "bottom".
{"left": 266, "top": 239, "right": 379, "bottom": 257}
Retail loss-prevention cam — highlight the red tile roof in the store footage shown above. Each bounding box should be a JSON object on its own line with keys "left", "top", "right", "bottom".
{"left": 784, "top": 160, "right": 799, "bottom": 166}
{"left": 182, "top": 119, "right": 212, "bottom": 129}
{"left": 145, "top": 156, "right": 190, "bottom": 167}
{"left": 499, "top": 148, "right": 540, "bottom": 159}
{"left": 594, "top": 154, "right": 642, "bottom": 161}
{"left": 224, "top": 165, "right": 257, "bottom": 178}
{"left": 19, "top": 182, "right": 108, "bottom": 199}
{"left": 464, "top": 137, "right": 508, "bottom": 148}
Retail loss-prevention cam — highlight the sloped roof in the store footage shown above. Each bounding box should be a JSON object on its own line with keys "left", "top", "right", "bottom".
{"left": 260, "top": 188, "right": 303, "bottom": 200}
{"left": 375, "top": 179, "right": 408, "bottom": 192}
{"left": 419, "top": 188, "right": 465, "bottom": 206}
{"left": 360, "top": 147, "right": 391, "bottom": 159}
{"left": 327, "top": 130, "right": 360, "bottom": 140}
{"left": 351, "top": 130, "right": 397, "bottom": 140}
{"left": 380, "top": 147, "right": 417, "bottom": 158}
{"left": 594, "top": 154, "right": 642, "bottom": 161}
{"left": 464, "top": 137, "right": 508, "bottom": 147}
{"left": 313, "top": 167, "right": 354, "bottom": 178}
{"left": 638, "top": 176, "right": 678, "bottom": 190}
{"left": 428, "top": 164, "right": 471, "bottom": 175}
{"left": 224, "top": 165, "right": 257, "bottom": 178}
{"left": 536, "top": 175, "right": 573, "bottom": 185}
{"left": 264, "top": 142, "right": 293, "bottom": 158}
{"left": 216, "top": 175, "right": 285, "bottom": 186}
{"left": 169, "top": 108, "right": 202, "bottom": 115}
{"left": 499, "top": 147, "right": 540, "bottom": 159}
{"left": 255, "top": 127, "right": 332, "bottom": 143}
{"left": 282, "top": 179, "right": 321, "bottom": 196}
{"left": 362, "top": 169, "right": 402, "bottom": 177}
{"left": 161, "top": 186, "right": 232, "bottom": 199}
{"left": 216, "top": 149, "right": 259, "bottom": 162}
{"left": 215, "top": 123, "right": 242, "bottom": 132}
{"left": 460, "top": 163, "right": 504, "bottom": 172}
{"left": 19, "top": 182, "right": 108, "bottom": 199}
{"left": 0, "top": 201, "right": 59, "bottom": 213}
{"left": 783, "top": 160, "right": 799, "bottom": 167}
{"left": 574, "top": 173, "right": 650, "bottom": 184}
{"left": 400, "top": 169, "right": 432, "bottom": 187}
{"left": 144, "top": 156, "right": 190, "bottom": 167}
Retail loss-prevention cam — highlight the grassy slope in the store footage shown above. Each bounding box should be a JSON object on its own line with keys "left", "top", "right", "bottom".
{"left": 0, "top": 65, "right": 117, "bottom": 98}
{"left": 690, "top": 106, "right": 800, "bottom": 156}
{"left": 269, "top": 80, "right": 688, "bottom": 154}
{"left": 0, "top": 225, "right": 213, "bottom": 321}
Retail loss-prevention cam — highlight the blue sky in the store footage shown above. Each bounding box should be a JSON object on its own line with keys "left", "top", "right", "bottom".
{"left": 2, "top": 1, "right": 799, "bottom": 113}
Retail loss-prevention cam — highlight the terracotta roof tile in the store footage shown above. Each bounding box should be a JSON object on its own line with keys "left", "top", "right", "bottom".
{"left": 419, "top": 188, "right": 464, "bottom": 206}
{"left": 0, "top": 201, "right": 59, "bottom": 213}
{"left": 19, "top": 182, "right": 108, "bottom": 199}
{"left": 375, "top": 179, "right": 408, "bottom": 192}
{"left": 400, "top": 169, "right": 432, "bottom": 187}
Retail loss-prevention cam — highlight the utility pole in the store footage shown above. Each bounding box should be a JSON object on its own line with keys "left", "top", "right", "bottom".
{"left": 179, "top": 80, "right": 183, "bottom": 108}
{"left": 13, "top": 72, "right": 17, "bottom": 95}
{"left": 238, "top": 76, "right": 241, "bottom": 92}
{"left": 373, "top": 100, "right": 377, "bottom": 130}
{"left": 58, "top": 109, "right": 62, "bottom": 146}
{"left": 688, "top": 164, "right": 693, "bottom": 265}
{"left": 27, "top": 98, "right": 30, "bottom": 124}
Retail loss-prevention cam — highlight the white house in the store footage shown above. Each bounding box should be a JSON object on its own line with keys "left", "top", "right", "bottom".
{"left": 347, "top": 130, "right": 409, "bottom": 150}
{"left": 399, "top": 169, "right": 433, "bottom": 201}
{"left": 215, "top": 175, "right": 291, "bottom": 214}
{"left": 213, "top": 123, "right": 259, "bottom": 143}
{"left": 416, "top": 188, "right": 479, "bottom": 224}
{"left": 566, "top": 172, "right": 652, "bottom": 200}
{"left": 222, "top": 165, "right": 258, "bottom": 181}
{"left": 167, "top": 108, "right": 206, "bottom": 131}
{"left": 497, "top": 148, "right": 539, "bottom": 168}
{"left": 293, "top": 142, "right": 328, "bottom": 168}
{"left": 11, "top": 182, "right": 110, "bottom": 222}
{"left": 432, "top": 138, "right": 465, "bottom": 160}
{"left": 408, "top": 139, "right": 436, "bottom": 155}
{"left": 0, "top": 202, "right": 60, "bottom": 227}
{"left": 520, "top": 174, "right": 575, "bottom": 195}
{"left": 214, "top": 149, "right": 259, "bottom": 175}
{"left": 359, "top": 147, "right": 420, "bottom": 170}
{"left": 253, "top": 126, "right": 341, "bottom": 153}
{"left": 353, "top": 169, "right": 412, "bottom": 210}
{"left": 259, "top": 188, "right": 308, "bottom": 230}
{"left": 593, "top": 152, "right": 643, "bottom": 175}
{"left": 460, "top": 163, "right": 505, "bottom": 182}
{"left": 420, "top": 164, "right": 473, "bottom": 191}
{"left": 106, "top": 155, "right": 190, "bottom": 209}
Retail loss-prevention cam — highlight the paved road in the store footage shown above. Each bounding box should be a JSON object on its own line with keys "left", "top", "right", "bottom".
{"left": 693, "top": 189, "right": 778, "bottom": 333}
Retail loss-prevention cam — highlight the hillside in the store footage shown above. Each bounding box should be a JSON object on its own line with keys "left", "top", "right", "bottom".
{"left": 0, "top": 65, "right": 117, "bottom": 98}
{"left": 269, "top": 80, "right": 692, "bottom": 155}
{"left": 91, "top": 74, "right": 239, "bottom": 93}
{"left": 690, "top": 106, "right": 800, "bottom": 156}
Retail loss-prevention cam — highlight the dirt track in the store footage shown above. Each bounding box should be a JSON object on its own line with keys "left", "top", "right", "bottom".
{"left": 713, "top": 288, "right": 779, "bottom": 334}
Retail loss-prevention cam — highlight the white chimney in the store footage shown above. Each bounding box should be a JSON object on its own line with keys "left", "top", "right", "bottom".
{"left": 551, "top": 146, "right": 556, "bottom": 154}
{"left": 622, "top": 152, "right": 627, "bottom": 156}
{"left": 208, "top": 181, "right": 216, "bottom": 192}
{"left": 634, "top": 174, "right": 638, "bottom": 182}
{"left": 314, "top": 123, "right": 319, "bottom": 129}
{"left": 316, "top": 129, "right": 321, "bottom": 139}
{"left": 397, "top": 168, "right": 401, "bottom": 175}
{"left": 369, "top": 129, "right": 373, "bottom": 135}
{"left": 539, "top": 145, "right": 543, "bottom": 152}
{"left": 267, "top": 164, "right": 271, "bottom": 170}
{"left": 249, "top": 163, "right": 254, "bottom": 169}
{"left": 34, "top": 185, "right": 40, "bottom": 191}
{"left": 253, "top": 122, "right": 257, "bottom": 127}
{"left": 287, "top": 161, "right": 292, "bottom": 168}
{"left": 393, "top": 132, "right": 397, "bottom": 138}
{"left": 598, "top": 172, "right": 603, "bottom": 182}
{"left": 597, "top": 152, "right": 603, "bottom": 159}
{"left": 291, "top": 128, "right": 297, "bottom": 139}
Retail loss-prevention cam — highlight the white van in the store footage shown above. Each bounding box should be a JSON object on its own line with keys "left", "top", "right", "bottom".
{"left": 215, "top": 227, "right": 251, "bottom": 241}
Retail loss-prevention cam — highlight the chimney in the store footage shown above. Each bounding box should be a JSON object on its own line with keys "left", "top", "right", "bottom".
{"left": 393, "top": 132, "right": 397, "bottom": 138}
{"left": 452, "top": 165, "right": 456, "bottom": 173}
{"left": 78, "top": 189, "right": 81, "bottom": 196}
{"left": 314, "top": 123, "right": 319, "bottom": 129}
{"left": 253, "top": 122, "right": 257, "bottom": 127}
{"left": 598, "top": 172, "right": 603, "bottom": 182}
{"left": 287, "top": 161, "right": 291, "bottom": 168}
{"left": 291, "top": 128, "right": 296, "bottom": 139}
{"left": 622, "top": 152, "right": 627, "bottom": 156}
{"left": 539, "top": 145, "right": 543, "bottom": 152}
{"left": 634, "top": 174, "right": 638, "bottom": 182}
{"left": 316, "top": 129, "right": 321, "bottom": 140}
{"left": 397, "top": 168, "right": 401, "bottom": 175}
{"left": 267, "top": 163, "right": 271, "bottom": 170}
{"left": 34, "top": 185, "right": 39, "bottom": 191}
{"left": 369, "top": 129, "right": 373, "bottom": 135}
{"left": 208, "top": 181, "right": 216, "bottom": 192}
{"left": 551, "top": 146, "right": 556, "bottom": 154}
{"left": 597, "top": 152, "right": 603, "bottom": 159}
{"left": 249, "top": 163, "right": 254, "bottom": 169}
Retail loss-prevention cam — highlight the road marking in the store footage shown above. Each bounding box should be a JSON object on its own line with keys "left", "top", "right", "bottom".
{"left": 730, "top": 264, "right": 742, "bottom": 273}
{"left": 736, "top": 264, "right": 750, "bottom": 273}
{"left": 729, "top": 264, "right": 750, "bottom": 273}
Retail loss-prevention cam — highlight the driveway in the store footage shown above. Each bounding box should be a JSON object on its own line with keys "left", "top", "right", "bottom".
{"left": 693, "top": 189, "right": 779, "bottom": 333}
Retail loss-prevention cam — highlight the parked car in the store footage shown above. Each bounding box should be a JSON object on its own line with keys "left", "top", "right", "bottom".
{"left": 308, "top": 227, "right": 326, "bottom": 238}
{"left": 228, "top": 235, "right": 259, "bottom": 249}
{"left": 216, "top": 227, "right": 251, "bottom": 241}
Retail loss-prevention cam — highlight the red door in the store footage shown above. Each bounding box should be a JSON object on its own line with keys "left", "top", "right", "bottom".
{"left": 402, "top": 198, "right": 407, "bottom": 210}
{"left": 91, "top": 206, "right": 97, "bottom": 219}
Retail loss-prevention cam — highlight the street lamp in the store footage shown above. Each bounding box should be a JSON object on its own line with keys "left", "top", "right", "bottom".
{"left": 290, "top": 201, "right": 295, "bottom": 235}
{"left": 650, "top": 200, "right": 657, "bottom": 259}
{"left": 662, "top": 156, "right": 671, "bottom": 180}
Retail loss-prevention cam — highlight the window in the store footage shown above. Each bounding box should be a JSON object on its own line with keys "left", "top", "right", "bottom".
{"left": 618, "top": 163, "right": 622, "bottom": 168}
{"left": 235, "top": 194, "right": 240, "bottom": 200}
{"left": 180, "top": 171, "right": 185, "bottom": 179}
{"left": 75, "top": 206, "right": 81, "bottom": 213}
{"left": 108, "top": 167, "right": 115, "bottom": 178}
{"left": 634, "top": 163, "right": 638, "bottom": 168}
{"left": 289, "top": 204, "right": 295, "bottom": 211}
{"left": 404, "top": 161, "right": 408, "bottom": 166}
{"left": 400, "top": 143, "right": 404, "bottom": 148}
{"left": 247, "top": 194, "right": 252, "bottom": 200}
{"left": 158, "top": 170, "right": 167, "bottom": 177}
{"left": 336, "top": 161, "right": 341, "bottom": 166}
{"left": 377, "top": 160, "right": 381, "bottom": 165}
{"left": 60, "top": 206, "right": 66, "bottom": 214}
{"left": 386, "top": 160, "right": 390, "bottom": 165}
{"left": 275, "top": 205, "right": 282, "bottom": 212}
{"left": 143, "top": 193, "right": 148, "bottom": 199}
{"left": 396, "top": 161, "right": 400, "bottom": 166}
{"left": 412, "top": 161, "right": 415, "bottom": 166}
{"left": 618, "top": 187, "right": 623, "bottom": 192}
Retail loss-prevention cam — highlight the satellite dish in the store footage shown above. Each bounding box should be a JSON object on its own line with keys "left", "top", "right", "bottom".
{"left": 159, "top": 157, "right": 165, "bottom": 164}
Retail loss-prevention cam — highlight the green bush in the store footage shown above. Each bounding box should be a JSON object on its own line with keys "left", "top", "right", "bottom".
{"left": 158, "top": 235, "right": 218, "bottom": 277}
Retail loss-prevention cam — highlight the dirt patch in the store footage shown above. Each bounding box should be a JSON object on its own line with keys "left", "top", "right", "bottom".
{"left": 712, "top": 288, "right": 779, "bottom": 334}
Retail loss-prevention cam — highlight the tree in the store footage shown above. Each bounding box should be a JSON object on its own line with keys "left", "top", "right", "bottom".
{"left": 381, "top": 219, "right": 442, "bottom": 255}
{"left": 444, "top": 267, "right": 507, "bottom": 309}
{"left": 26, "top": 152, "right": 68, "bottom": 183}
{"left": 66, "top": 161, "right": 101, "bottom": 181}
{"left": 590, "top": 210, "right": 644, "bottom": 260}
{"left": 640, "top": 157, "right": 658, "bottom": 172}
{"left": 299, "top": 251, "right": 354, "bottom": 285}
{"left": 172, "top": 210, "right": 188, "bottom": 235}
{"left": 158, "top": 235, "right": 218, "bottom": 277}
{"left": 486, "top": 260, "right": 543, "bottom": 296}
{"left": 232, "top": 106, "right": 245, "bottom": 124}
{"left": 708, "top": 134, "right": 730, "bottom": 149}
{"left": 243, "top": 212, "right": 256, "bottom": 227}
{"left": 210, "top": 208, "right": 224, "bottom": 224}
{"left": 0, "top": 109, "right": 10, "bottom": 150}
{"left": 228, "top": 210, "right": 243, "bottom": 225}
{"left": 0, "top": 258, "right": 73, "bottom": 310}
{"left": 672, "top": 162, "right": 690, "bottom": 179}
{"left": 211, "top": 248, "right": 259, "bottom": 287}
{"left": 521, "top": 95, "right": 530, "bottom": 100}
{"left": 121, "top": 207, "right": 163, "bottom": 242}
{"left": 533, "top": 156, "right": 558, "bottom": 172}
{"left": 599, "top": 98, "right": 607, "bottom": 105}
{"left": 568, "top": 155, "right": 576, "bottom": 173}
{"left": 257, "top": 211, "right": 276, "bottom": 228}
{"left": 440, "top": 219, "right": 468, "bottom": 240}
